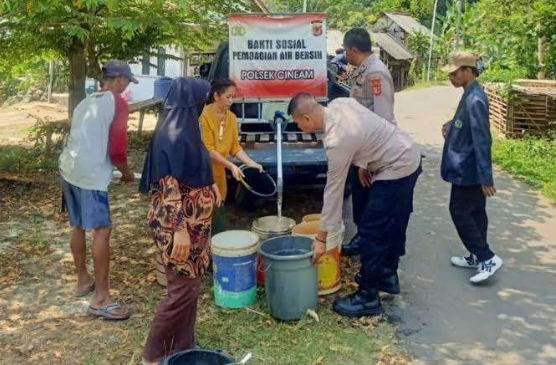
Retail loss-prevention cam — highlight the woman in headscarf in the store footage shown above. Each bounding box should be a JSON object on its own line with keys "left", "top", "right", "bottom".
{"left": 139, "top": 77, "right": 221, "bottom": 365}
{"left": 199, "top": 79, "right": 262, "bottom": 235}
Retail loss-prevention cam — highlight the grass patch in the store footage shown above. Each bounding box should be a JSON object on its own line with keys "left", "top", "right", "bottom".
{"left": 0, "top": 144, "right": 59, "bottom": 175}
{"left": 17, "top": 127, "right": 34, "bottom": 138}
{"left": 192, "top": 283, "right": 403, "bottom": 365}
{"left": 76, "top": 279, "right": 406, "bottom": 365}
{"left": 113, "top": 281, "right": 405, "bottom": 365}
{"left": 492, "top": 135, "right": 556, "bottom": 202}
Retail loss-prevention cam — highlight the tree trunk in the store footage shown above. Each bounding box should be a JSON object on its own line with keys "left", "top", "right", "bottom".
{"left": 538, "top": 34, "right": 546, "bottom": 80}
{"left": 68, "top": 39, "right": 87, "bottom": 119}
{"left": 47, "top": 60, "right": 55, "bottom": 103}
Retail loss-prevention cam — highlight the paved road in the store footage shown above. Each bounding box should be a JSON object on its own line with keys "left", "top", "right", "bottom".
{"left": 387, "top": 85, "right": 556, "bottom": 365}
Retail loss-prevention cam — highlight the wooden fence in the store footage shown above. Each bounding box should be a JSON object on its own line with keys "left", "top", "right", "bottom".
{"left": 485, "top": 79, "right": 556, "bottom": 138}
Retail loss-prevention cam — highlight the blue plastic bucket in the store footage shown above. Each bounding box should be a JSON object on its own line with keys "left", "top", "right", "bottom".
{"left": 154, "top": 76, "right": 173, "bottom": 99}
{"left": 212, "top": 230, "right": 259, "bottom": 308}
{"left": 159, "top": 349, "right": 235, "bottom": 365}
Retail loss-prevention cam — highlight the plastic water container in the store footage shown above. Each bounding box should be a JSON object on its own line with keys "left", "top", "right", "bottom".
{"left": 160, "top": 349, "right": 235, "bottom": 365}
{"left": 153, "top": 76, "right": 173, "bottom": 100}
{"left": 302, "top": 214, "right": 321, "bottom": 223}
{"left": 292, "top": 220, "right": 344, "bottom": 295}
{"left": 211, "top": 230, "right": 259, "bottom": 308}
{"left": 259, "top": 235, "right": 318, "bottom": 321}
{"left": 251, "top": 216, "right": 296, "bottom": 284}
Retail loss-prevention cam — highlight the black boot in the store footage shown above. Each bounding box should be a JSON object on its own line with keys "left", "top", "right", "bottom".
{"left": 333, "top": 289, "right": 382, "bottom": 317}
{"left": 342, "top": 235, "right": 362, "bottom": 256}
{"left": 355, "top": 269, "right": 401, "bottom": 295}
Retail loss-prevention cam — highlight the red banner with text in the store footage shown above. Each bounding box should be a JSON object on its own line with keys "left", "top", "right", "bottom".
{"left": 228, "top": 13, "right": 328, "bottom": 99}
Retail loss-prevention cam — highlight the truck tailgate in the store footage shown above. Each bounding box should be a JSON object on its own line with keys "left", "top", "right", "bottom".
{"left": 237, "top": 148, "right": 327, "bottom": 167}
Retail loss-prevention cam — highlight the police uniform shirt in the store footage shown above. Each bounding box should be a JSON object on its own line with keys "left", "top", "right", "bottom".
{"left": 350, "top": 54, "right": 397, "bottom": 125}
{"left": 319, "top": 98, "right": 421, "bottom": 232}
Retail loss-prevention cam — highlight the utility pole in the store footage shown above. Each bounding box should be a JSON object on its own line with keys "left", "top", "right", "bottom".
{"left": 303, "top": 0, "right": 307, "bottom": 12}
{"left": 426, "top": 0, "right": 440, "bottom": 84}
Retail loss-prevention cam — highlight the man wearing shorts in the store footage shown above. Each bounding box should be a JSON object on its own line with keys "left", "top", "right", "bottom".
{"left": 59, "top": 60, "right": 137, "bottom": 320}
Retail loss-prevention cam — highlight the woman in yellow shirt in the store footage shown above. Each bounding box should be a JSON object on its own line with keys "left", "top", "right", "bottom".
{"left": 200, "top": 79, "right": 262, "bottom": 235}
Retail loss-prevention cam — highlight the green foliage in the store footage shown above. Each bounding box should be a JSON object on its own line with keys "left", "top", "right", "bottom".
{"left": 0, "top": 0, "right": 244, "bottom": 100}
{"left": 0, "top": 119, "right": 68, "bottom": 175}
{"left": 407, "top": 31, "right": 435, "bottom": 83}
{"left": 369, "top": 0, "right": 435, "bottom": 28}
{"left": 478, "top": 67, "right": 528, "bottom": 100}
{"left": 467, "top": 0, "right": 556, "bottom": 80}
{"left": 426, "top": 0, "right": 556, "bottom": 85}
{"left": 492, "top": 134, "right": 556, "bottom": 202}
{"left": 265, "top": 0, "right": 377, "bottom": 30}
{"left": 0, "top": 55, "right": 50, "bottom": 103}
{"left": 265, "top": 0, "right": 438, "bottom": 31}
{"left": 127, "top": 131, "right": 154, "bottom": 151}
{"left": 0, "top": 144, "right": 58, "bottom": 176}
{"left": 437, "top": 0, "right": 474, "bottom": 51}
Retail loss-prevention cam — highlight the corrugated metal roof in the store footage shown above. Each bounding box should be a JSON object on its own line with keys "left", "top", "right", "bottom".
{"left": 371, "top": 32, "right": 413, "bottom": 60}
{"left": 382, "top": 12, "right": 433, "bottom": 37}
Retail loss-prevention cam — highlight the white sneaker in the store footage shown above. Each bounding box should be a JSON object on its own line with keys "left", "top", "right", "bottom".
{"left": 451, "top": 254, "right": 478, "bottom": 268}
{"left": 470, "top": 256, "right": 503, "bottom": 284}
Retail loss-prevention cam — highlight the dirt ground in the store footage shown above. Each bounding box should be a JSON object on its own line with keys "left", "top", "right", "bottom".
{"left": 10, "top": 84, "right": 555, "bottom": 365}
{"left": 0, "top": 101, "right": 158, "bottom": 146}
{"left": 0, "top": 113, "right": 408, "bottom": 365}
{"left": 0, "top": 174, "right": 408, "bottom": 365}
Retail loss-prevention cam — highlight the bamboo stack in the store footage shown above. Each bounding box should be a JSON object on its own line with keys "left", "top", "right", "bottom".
{"left": 484, "top": 80, "right": 556, "bottom": 138}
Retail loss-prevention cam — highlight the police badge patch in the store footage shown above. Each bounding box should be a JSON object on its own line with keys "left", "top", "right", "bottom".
{"left": 370, "top": 77, "right": 382, "bottom": 96}
{"left": 311, "top": 20, "right": 323, "bottom": 36}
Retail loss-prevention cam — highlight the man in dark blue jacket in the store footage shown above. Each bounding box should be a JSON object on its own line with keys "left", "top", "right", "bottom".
{"left": 441, "top": 51, "right": 503, "bottom": 284}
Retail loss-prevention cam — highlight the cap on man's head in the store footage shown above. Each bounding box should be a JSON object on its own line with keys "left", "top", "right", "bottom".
{"left": 442, "top": 51, "right": 477, "bottom": 73}
{"left": 102, "top": 60, "right": 139, "bottom": 84}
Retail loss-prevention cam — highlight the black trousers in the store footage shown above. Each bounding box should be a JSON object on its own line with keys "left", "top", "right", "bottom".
{"left": 449, "top": 184, "right": 495, "bottom": 262}
{"left": 359, "top": 166, "right": 421, "bottom": 290}
{"left": 351, "top": 169, "right": 370, "bottom": 228}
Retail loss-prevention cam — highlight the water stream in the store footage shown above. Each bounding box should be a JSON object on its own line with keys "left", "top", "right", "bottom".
{"left": 277, "top": 192, "right": 283, "bottom": 218}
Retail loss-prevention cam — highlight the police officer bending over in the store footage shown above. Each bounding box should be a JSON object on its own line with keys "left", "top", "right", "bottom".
{"left": 288, "top": 93, "right": 421, "bottom": 317}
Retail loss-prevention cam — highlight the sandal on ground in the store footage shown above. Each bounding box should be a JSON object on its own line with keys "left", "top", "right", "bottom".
{"left": 88, "top": 302, "right": 130, "bottom": 320}
{"left": 74, "top": 281, "right": 96, "bottom": 298}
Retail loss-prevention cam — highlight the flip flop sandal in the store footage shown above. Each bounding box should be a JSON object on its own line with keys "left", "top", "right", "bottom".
{"left": 88, "top": 302, "right": 130, "bottom": 320}
{"left": 74, "top": 281, "right": 96, "bottom": 298}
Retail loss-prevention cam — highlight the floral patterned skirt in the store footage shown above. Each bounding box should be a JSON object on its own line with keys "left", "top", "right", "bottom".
{"left": 148, "top": 176, "right": 215, "bottom": 278}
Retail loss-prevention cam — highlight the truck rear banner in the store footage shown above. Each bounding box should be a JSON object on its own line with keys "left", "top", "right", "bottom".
{"left": 228, "top": 13, "right": 328, "bottom": 99}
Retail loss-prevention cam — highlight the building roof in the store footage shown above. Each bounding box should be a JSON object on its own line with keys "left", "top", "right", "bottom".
{"left": 371, "top": 32, "right": 413, "bottom": 60}
{"left": 378, "top": 12, "right": 432, "bottom": 37}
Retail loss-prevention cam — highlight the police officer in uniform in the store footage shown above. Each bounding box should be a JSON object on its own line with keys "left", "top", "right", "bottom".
{"left": 346, "top": 29, "right": 396, "bottom": 125}
{"left": 287, "top": 93, "right": 421, "bottom": 316}
{"left": 340, "top": 28, "right": 404, "bottom": 295}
